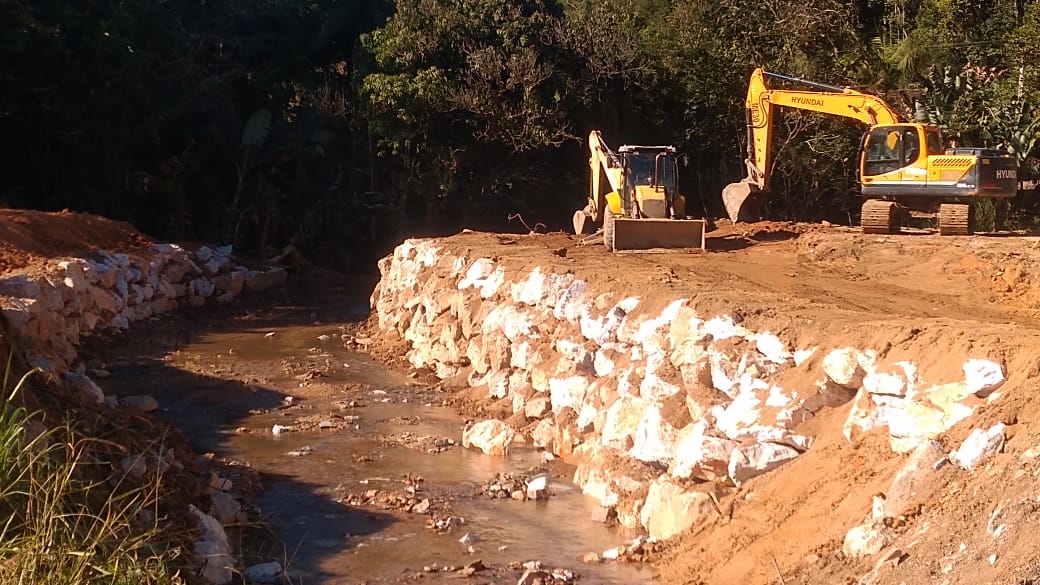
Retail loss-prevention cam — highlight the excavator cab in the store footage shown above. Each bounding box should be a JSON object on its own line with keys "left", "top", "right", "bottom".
{"left": 617, "top": 146, "right": 682, "bottom": 219}
{"left": 861, "top": 125, "right": 934, "bottom": 176}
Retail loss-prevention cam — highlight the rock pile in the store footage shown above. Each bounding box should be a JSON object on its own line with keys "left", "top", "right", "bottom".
{"left": 0, "top": 243, "right": 286, "bottom": 380}
{"left": 371, "top": 238, "right": 1010, "bottom": 542}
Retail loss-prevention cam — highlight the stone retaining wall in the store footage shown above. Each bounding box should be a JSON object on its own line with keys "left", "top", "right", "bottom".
{"left": 0, "top": 242, "right": 287, "bottom": 584}
{"left": 0, "top": 243, "right": 285, "bottom": 383}
{"left": 372, "top": 238, "right": 1007, "bottom": 541}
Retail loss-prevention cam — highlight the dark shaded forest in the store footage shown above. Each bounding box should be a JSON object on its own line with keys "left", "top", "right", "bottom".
{"left": 4, "top": 0, "right": 1040, "bottom": 270}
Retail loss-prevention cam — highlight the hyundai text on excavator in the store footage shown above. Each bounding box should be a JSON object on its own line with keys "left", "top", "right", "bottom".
{"left": 572, "top": 130, "right": 706, "bottom": 251}
{"left": 723, "top": 68, "right": 1018, "bottom": 235}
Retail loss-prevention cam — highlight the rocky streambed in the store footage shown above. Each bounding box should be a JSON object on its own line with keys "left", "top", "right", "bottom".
{"left": 81, "top": 285, "right": 654, "bottom": 584}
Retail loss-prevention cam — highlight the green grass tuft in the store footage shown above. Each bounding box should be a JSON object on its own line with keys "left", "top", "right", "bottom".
{"left": 0, "top": 358, "right": 186, "bottom": 585}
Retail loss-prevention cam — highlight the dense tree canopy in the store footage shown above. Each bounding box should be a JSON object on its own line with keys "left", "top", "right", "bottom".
{"left": 3, "top": 0, "right": 1040, "bottom": 268}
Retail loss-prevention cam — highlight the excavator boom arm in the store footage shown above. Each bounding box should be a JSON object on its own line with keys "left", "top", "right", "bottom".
{"left": 589, "top": 129, "right": 624, "bottom": 199}
{"left": 744, "top": 68, "right": 903, "bottom": 191}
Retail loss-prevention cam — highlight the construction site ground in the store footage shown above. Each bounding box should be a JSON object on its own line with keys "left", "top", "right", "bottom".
{"left": 4, "top": 208, "right": 1040, "bottom": 584}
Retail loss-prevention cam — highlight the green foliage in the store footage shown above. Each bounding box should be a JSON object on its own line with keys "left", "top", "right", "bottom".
{"left": 4, "top": 0, "right": 1040, "bottom": 247}
{"left": 0, "top": 365, "right": 183, "bottom": 585}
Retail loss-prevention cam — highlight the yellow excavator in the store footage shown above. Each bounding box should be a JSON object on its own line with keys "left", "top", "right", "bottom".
{"left": 573, "top": 130, "right": 706, "bottom": 251}
{"left": 723, "top": 68, "right": 1018, "bottom": 234}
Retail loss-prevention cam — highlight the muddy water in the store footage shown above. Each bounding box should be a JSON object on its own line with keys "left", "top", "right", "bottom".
{"left": 112, "top": 301, "right": 652, "bottom": 584}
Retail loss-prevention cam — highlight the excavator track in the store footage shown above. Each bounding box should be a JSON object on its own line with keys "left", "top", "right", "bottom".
{"left": 860, "top": 200, "right": 899, "bottom": 234}
{"left": 938, "top": 202, "right": 974, "bottom": 236}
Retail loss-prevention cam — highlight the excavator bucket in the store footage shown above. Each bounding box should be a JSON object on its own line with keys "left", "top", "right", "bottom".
{"left": 610, "top": 217, "right": 707, "bottom": 252}
{"left": 722, "top": 180, "right": 767, "bottom": 223}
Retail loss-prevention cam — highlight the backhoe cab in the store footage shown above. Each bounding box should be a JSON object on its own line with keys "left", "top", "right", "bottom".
{"left": 724, "top": 68, "right": 1017, "bottom": 235}
{"left": 573, "top": 130, "right": 706, "bottom": 251}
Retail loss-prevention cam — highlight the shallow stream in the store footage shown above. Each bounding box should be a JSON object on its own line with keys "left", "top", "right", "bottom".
{"left": 100, "top": 298, "right": 652, "bottom": 584}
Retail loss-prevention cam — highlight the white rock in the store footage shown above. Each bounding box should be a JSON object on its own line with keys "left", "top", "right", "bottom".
{"left": 209, "top": 491, "right": 241, "bottom": 525}
{"left": 580, "top": 297, "right": 639, "bottom": 345}
{"left": 593, "top": 347, "right": 616, "bottom": 377}
{"left": 190, "top": 505, "right": 234, "bottom": 584}
{"left": 629, "top": 404, "right": 677, "bottom": 463}
{"left": 524, "top": 396, "right": 551, "bottom": 419}
{"left": 950, "top": 423, "right": 1006, "bottom": 471}
{"left": 843, "top": 522, "right": 892, "bottom": 559}
{"left": 553, "top": 279, "right": 589, "bottom": 322}
{"left": 640, "top": 477, "right": 716, "bottom": 540}
{"left": 793, "top": 348, "right": 817, "bottom": 366}
{"left": 549, "top": 376, "right": 589, "bottom": 413}
{"left": 243, "top": 562, "right": 283, "bottom": 584}
{"left": 462, "top": 420, "right": 516, "bottom": 456}
{"left": 601, "top": 396, "right": 648, "bottom": 449}
{"left": 754, "top": 332, "right": 789, "bottom": 363}
{"left": 511, "top": 266, "right": 548, "bottom": 306}
{"left": 862, "top": 369, "right": 907, "bottom": 397}
{"left": 963, "top": 359, "right": 1004, "bottom": 397}
{"left": 884, "top": 440, "right": 945, "bottom": 517}
{"left": 628, "top": 298, "right": 686, "bottom": 344}
{"left": 669, "top": 420, "right": 738, "bottom": 481}
{"left": 458, "top": 258, "right": 495, "bottom": 290}
{"left": 727, "top": 442, "right": 802, "bottom": 486}
{"left": 63, "top": 372, "right": 105, "bottom": 404}
{"left": 479, "top": 267, "right": 506, "bottom": 298}
{"left": 703, "top": 316, "right": 738, "bottom": 340}
{"left": 822, "top": 347, "right": 869, "bottom": 389}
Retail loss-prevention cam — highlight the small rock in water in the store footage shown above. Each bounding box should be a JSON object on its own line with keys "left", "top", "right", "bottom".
{"left": 518, "top": 569, "right": 552, "bottom": 585}
{"left": 121, "top": 395, "right": 160, "bottom": 412}
{"left": 411, "top": 499, "right": 431, "bottom": 514}
{"left": 243, "top": 561, "right": 283, "bottom": 583}
{"left": 287, "top": 446, "right": 314, "bottom": 457}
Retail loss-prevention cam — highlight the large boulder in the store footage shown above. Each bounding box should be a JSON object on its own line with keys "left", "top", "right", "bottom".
{"left": 640, "top": 477, "right": 716, "bottom": 540}
{"left": 462, "top": 419, "right": 516, "bottom": 456}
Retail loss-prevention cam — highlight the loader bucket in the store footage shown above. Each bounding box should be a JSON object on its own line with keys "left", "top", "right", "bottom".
{"left": 609, "top": 218, "right": 707, "bottom": 252}
{"left": 722, "top": 180, "right": 767, "bottom": 223}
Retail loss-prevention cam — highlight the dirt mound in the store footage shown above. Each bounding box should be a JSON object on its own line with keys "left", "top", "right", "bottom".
{"left": 0, "top": 209, "right": 155, "bottom": 277}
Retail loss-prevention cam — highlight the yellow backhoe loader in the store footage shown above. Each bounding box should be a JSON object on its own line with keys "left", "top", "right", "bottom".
{"left": 573, "top": 130, "right": 706, "bottom": 251}
{"left": 723, "top": 68, "right": 1018, "bottom": 234}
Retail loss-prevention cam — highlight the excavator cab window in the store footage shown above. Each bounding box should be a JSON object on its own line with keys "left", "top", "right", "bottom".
{"left": 625, "top": 153, "right": 657, "bottom": 187}
{"left": 903, "top": 129, "right": 920, "bottom": 165}
{"left": 863, "top": 128, "right": 903, "bottom": 176}
{"left": 653, "top": 153, "right": 678, "bottom": 191}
